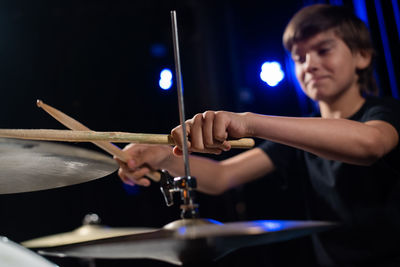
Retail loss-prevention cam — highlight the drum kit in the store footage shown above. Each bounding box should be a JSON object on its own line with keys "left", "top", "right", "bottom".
{"left": 0, "top": 11, "right": 336, "bottom": 267}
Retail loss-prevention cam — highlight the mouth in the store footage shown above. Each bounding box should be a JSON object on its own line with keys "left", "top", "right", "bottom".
{"left": 305, "top": 76, "right": 328, "bottom": 87}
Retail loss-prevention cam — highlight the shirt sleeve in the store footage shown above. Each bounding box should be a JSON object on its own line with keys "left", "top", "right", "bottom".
{"left": 360, "top": 97, "right": 400, "bottom": 169}
{"left": 362, "top": 98, "right": 400, "bottom": 136}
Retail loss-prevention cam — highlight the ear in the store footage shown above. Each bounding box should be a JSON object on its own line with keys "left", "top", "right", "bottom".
{"left": 355, "top": 49, "right": 372, "bottom": 70}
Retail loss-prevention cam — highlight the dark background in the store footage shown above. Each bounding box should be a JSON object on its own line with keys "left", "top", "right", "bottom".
{"left": 0, "top": 0, "right": 399, "bottom": 266}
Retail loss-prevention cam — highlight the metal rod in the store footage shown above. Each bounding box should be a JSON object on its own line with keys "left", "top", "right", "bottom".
{"left": 171, "top": 10, "right": 191, "bottom": 177}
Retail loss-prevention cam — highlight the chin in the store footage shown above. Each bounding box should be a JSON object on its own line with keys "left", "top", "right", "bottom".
{"left": 303, "top": 88, "right": 320, "bottom": 101}
{"left": 307, "top": 86, "right": 331, "bottom": 102}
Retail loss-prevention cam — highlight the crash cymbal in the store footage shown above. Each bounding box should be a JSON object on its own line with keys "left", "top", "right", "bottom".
{"left": 36, "top": 219, "right": 337, "bottom": 265}
{"left": 0, "top": 138, "right": 118, "bottom": 194}
{"left": 22, "top": 224, "right": 157, "bottom": 248}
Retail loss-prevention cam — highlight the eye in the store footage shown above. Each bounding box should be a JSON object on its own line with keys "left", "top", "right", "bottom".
{"left": 293, "top": 54, "right": 305, "bottom": 64}
{"left": 318, "top": 47, "right": 331, "bottom": 55}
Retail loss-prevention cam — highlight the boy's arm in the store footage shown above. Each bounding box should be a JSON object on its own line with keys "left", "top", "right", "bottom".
{"left": 248, "top": 114, "right": 398, "bottom": 165}
{"left": 117, "top": 144, "right": 274, "bottom": 195}
{"left": 172, "top": 111, "right": 399, "bottom": 166}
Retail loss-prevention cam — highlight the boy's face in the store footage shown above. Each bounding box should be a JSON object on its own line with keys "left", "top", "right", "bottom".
{"left": 291, "top": 29, "right": 370, "bottom": 103}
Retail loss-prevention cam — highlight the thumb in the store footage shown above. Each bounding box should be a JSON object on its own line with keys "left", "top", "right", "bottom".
{"left": 173, "top": 146, "right": 183, "bottom": 156}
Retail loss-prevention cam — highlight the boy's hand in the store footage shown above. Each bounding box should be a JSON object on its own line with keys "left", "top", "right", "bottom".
{"left": 115, "top": 144, "right": 173, "bottom": 186}
{"left": 171, "top": 111, "right": 249, "bottom": 155}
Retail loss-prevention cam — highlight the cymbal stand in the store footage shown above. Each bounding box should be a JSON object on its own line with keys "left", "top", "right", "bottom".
{"left": 161, "top": 10, "right": 199, "bottom": 219}
{"left": 159, "top": 170, "right": 199, "bottom": 218}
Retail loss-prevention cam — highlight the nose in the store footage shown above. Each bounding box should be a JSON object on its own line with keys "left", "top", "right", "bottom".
{"left": 304, "top": 53, "right": 319, "bottom": 73}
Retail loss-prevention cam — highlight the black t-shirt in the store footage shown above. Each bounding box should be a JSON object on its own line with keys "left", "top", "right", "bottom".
{"left": 259, "top": 97, "right": 400, "bottom": 266}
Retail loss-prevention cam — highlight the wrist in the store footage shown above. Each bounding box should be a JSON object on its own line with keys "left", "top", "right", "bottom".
{"left": 159, "top": 145, "right": 176, "bottom": 169}
{"left": 242, "top": 112, "right": 256, "bottom": 137}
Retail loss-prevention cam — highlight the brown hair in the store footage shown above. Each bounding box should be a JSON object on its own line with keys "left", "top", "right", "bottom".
{"left": 283, "top": 4, "right": 378, "bottom": 95}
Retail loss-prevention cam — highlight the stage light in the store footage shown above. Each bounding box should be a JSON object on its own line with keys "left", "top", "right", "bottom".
{"left": 160, "top": 69, "right": 173, "bottom": 80}
{"left": 260, "top": 61, "right": 285, "bottom": 87}
{"left": 159, "top": 68, "right": 173, "bottom": 90}
{"left": 150, "top": 43, "right": 167, "bottom": 58}
{"left": 159, "top": 79, "right": 172, "bottom": 90}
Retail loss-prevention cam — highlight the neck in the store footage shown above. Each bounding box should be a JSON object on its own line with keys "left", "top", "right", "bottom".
{"left": 318, "top": 86, "right": 365, "bottom": 119}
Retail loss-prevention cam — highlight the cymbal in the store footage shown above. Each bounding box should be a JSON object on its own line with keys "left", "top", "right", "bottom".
{"left": 22, "top": 218, "right": 216, "bottom": 248}
{"left": 35, "top": 219, "right": 336, "bottom": 265}
{"left": 0, "top": 138, "right": 118, "bottom": 194}
{"left": 21, "top": 224, "right": 157, "bottom": 248}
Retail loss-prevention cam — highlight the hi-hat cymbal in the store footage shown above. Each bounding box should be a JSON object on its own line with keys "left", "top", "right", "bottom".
{"left": 35, "top": 219, "right": 336, "bottom": 265}
{"left": 0, "top": 138, "right": 118, "bottom": 194}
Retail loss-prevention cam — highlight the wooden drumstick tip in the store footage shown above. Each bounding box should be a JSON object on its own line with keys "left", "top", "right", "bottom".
{"left": 36, "top": 99, "right": 43, "bottom": 108}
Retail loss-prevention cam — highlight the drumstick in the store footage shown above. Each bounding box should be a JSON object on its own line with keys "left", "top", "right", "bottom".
{"left": 37, "top": 100, "right": 129, "bottom": 160}
{"left": 0, "top": 129, "right": 255, "bottom": 148}
{"left": 36, "top": 100, "right": 161, "bottom": 182}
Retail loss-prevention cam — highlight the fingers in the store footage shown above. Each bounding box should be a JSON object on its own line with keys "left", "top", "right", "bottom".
{"left": 171, "top": 123, "right": 192, "bottom": 156}
{"left": 213, "top": 111, "right": 229, "bottom": 142}
{"left": 204, "top": 111, "right": 230, "bottom": 151}
{"left": 115, "top": 144, "right": 156, "bottom": 187}
{"left": 213, "top": 112, "right": 231, "bottom": 151}
{"left": 171, "top": 111, "right": 231, "bottom": 155}
{"left": 190, "top": 114, "right": 205, "bottom": 150}
{"left": 202, "top": 111, "right": 215, "bottom": 147}
{"left": 118, "top": 167, "right": 151, "bottom": 187}
{"left": 122, "top": 144, "right": 145, "bottom": 167}
{"left": 115, "top": 156, "right": 152, "bottom": 187}
{"left": 172, "top": 146, "right": 183, "bottom": 156}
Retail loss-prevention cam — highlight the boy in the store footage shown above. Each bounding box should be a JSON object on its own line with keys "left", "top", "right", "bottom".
{"left": 117, "top": 4, "right": 400, "bottom": 266}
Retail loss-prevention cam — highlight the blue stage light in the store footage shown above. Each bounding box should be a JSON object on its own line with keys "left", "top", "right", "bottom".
{"left": 150, "top": 43, "right": 167, "bottom": 58}
{"left": 159, "top": 68, "right": 173, "bottom": 90}
{"left": 160, "top": 69, "right": 173, "bottom": 80}
{"left": 159, "top": 79, "right": 172, "bottom": 90}
{"left": 353, "top": 0, "right": 370, "bottom": 28}
{"left": 260, "top": 61, "right": 285, "bottom": 87}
